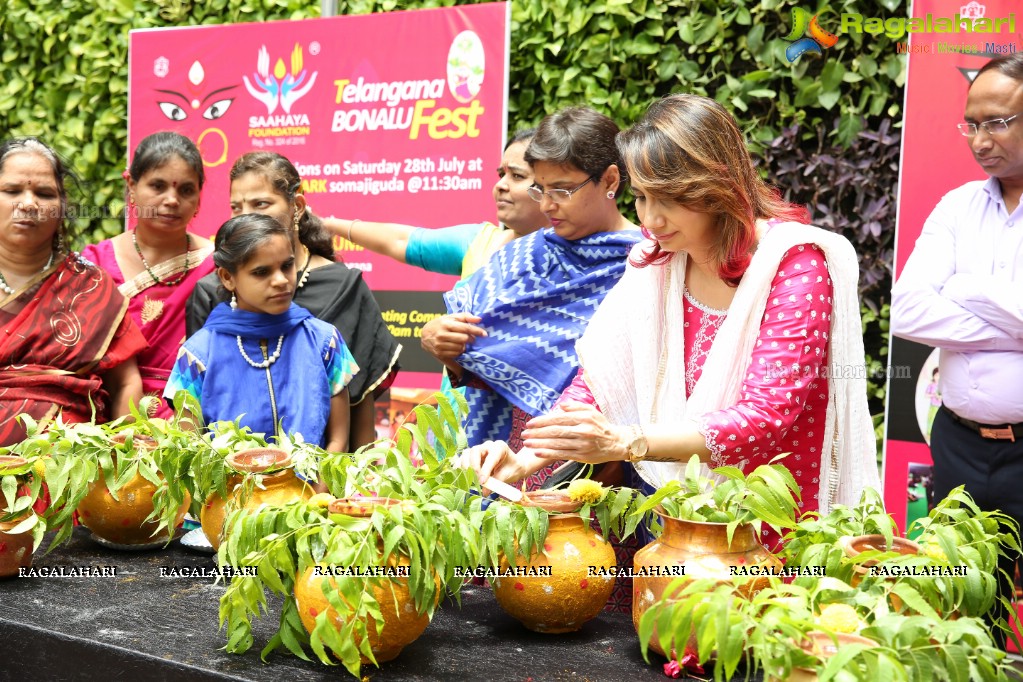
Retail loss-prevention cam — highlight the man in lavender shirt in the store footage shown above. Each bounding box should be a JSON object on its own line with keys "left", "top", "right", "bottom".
{"left": 892, "top": 53, "right": 1023, "bottom": 635}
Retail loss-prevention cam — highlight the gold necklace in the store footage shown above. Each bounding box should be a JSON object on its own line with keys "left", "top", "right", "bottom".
{"left": 133, "top": 230, "right": 191, "bottom": 286}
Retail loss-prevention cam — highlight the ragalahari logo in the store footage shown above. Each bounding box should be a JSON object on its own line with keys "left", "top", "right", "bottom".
{"left": 243, "top": 44, "right": 318, "bottom": 115}
{"left": 784, "top": 8, "right": 839, "bottom": 62}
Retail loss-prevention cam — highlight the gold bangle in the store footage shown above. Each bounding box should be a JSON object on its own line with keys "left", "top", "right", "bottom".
{"left": 347, "top": 218, "right": 361, "bottom": 243}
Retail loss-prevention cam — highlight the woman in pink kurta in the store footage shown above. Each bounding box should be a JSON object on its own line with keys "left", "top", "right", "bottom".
{"left": 82, "top": 132, "right": 215, "bottom": 417}
{"left": 461, "top": 95, "right": 880, "bottom": 611}
{"left": 555, "top": 241, "right": 833, "bottom": 526}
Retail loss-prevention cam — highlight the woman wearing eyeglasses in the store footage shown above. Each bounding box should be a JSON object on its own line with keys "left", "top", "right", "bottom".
{"left": 422, "top": 106, "right": 642, "bottom": 489}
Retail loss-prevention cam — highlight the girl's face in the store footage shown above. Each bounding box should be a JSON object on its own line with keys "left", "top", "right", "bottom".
{"left": 229, "top": 172, "right": 304, "bottom": 228}
{"left": 128, "top": 156, "right": 201, "bottom": 234}
{"left": 219, "top": 234, "right": 296, "bottom": 315}
{"left": 492, "top": 140, "right": 546, "bottom": 235}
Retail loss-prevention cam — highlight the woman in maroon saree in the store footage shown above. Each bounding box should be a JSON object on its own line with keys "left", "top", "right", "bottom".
{"left": 0, "top": 138, "right": 146, "bottom": 445}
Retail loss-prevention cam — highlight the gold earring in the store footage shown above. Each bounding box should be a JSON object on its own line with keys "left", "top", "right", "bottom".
{"left": 292, "top": 210, "right": 302, "bottom": 233}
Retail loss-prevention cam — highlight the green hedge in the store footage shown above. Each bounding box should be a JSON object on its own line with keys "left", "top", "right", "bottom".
{"left": 1, "top": 0, "right": 904, "bottom": 242}
{"left": 1, "top": 0, "right": 904, "bottom": 439}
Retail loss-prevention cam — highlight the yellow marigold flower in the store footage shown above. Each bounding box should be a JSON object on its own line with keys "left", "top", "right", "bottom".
{"left": 32, "top": 459, "right": 46, "bottom": 480}
{"left": 307, "top": 493, "right": 335, "bottom": 509}
{"left": 816, "top": 603, "right": 863, "bottom": 634}
{"left": 567, "top": 479, "right": 605, "bottom": 505}
{"left": 922, "top": 543, "right": 949, "bottom": 563}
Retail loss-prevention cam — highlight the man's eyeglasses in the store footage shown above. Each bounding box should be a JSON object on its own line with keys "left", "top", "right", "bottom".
{"left": 526, "top": 177, "right": 594, "bottom": 203}
{"left": 957, "top": 113, "right": 1021, "bottom": 137}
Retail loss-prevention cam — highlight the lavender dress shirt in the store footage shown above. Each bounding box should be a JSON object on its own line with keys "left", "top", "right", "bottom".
{"left": 891, "top": 177, "right": 1023, "bottom": 424}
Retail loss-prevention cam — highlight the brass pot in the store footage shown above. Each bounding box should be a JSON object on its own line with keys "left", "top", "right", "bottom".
{"left": 632, "top": 513, "right": 782, "bottom": 656}
{"left": 492, "top": 490, "right": 617, "bottom": 634}
{"left": 76, "top": 434, "right": 189, "bottom": 546}
{"left": 200, "top": 448, "right": 313, "bottom": 551}
{"left": 293, "top": 496, "right": 431, "bottom": 663}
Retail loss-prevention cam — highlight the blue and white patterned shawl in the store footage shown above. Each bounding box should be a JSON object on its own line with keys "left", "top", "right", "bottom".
{"left": 444, "top": 228, "right": 642, "bottom": 446}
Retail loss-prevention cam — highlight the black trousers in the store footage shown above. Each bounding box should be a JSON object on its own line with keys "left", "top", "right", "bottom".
{"left": 930, "top": 407, "right": 1023, "bottom": 644}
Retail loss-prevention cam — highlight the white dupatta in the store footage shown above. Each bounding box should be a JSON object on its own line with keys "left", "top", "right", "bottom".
{"left": 575, "top": 222, "right": 880, "bottom": 514}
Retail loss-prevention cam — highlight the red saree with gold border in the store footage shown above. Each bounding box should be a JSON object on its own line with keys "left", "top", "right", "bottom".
{"left": 0, "top": 254, "right": 148, "bottom": 445}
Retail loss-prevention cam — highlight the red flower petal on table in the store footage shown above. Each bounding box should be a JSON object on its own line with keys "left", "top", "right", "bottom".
{"left": 663, "top": 660, "right": 682, "bottom": 678}
{"left": 679, "top": 651, "right": 706, "bottom": 675}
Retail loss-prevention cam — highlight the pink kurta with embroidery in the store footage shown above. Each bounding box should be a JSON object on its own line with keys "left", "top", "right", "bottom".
{"left": 559, "top": 244, "right": 835, "bottom": 524}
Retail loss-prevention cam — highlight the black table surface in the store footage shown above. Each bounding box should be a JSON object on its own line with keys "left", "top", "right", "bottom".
{"left": 0, "top": 528, "right": 676, "bottom": 681}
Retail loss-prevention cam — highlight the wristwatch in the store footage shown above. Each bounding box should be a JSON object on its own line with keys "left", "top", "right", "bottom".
{"left": 624, "top": 425, "right": 649, "bottom": 462}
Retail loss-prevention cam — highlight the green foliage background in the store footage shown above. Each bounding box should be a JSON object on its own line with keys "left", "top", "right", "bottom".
{"left": 0, "top": 0, "right": 904, "bottom": 443}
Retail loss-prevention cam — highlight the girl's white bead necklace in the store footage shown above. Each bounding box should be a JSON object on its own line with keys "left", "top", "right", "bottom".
{"left": 236, "top": 335, "right": 285, "bottom": 368}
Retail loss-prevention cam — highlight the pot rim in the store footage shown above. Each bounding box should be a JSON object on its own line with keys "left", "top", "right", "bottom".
{"left": 802, "top": 629, "right": 877, "bottom": 655}
{"left": 111, "top": 432, "right": 159, "bottom": 450}
{"left": 0, "top": 455, "right": 30, "bottom": 474}
{"left": 329, "top": 496, "right": 400, "bottom": 517}
{"left": 226, "top": 448, "right": 293, "bottom": 474}
{"left": 654, "top": 505, "right": 754, "bottom": 529}
{"left": 840, "top": 534, "right": 921, "bottom": 560}
{"left": 519, "top": 490, "right": 583, "bottom": 514}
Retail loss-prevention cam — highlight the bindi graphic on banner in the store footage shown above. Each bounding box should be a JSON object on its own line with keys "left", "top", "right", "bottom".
{"left": 886, "top": 0, "right": 1019, "bottom": 534}
{"left": 128, "top": 3, "right": 510, "bottom": 415}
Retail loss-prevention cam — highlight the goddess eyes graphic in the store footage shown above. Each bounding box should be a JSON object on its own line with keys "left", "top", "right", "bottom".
{"left": 154, "top": 61, "right": 238, "bottom": 122}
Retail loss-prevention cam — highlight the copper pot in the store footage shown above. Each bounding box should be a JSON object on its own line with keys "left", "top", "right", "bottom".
{"left": 633, "top": 512, "right": 782, "bottom": 656}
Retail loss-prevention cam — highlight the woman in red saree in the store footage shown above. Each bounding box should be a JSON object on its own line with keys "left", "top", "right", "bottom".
{"left": 0, "top": 138, "right": 146, "bottom": 445}
{"left": 82, "top": 132, "right": 214, "bottom": 418}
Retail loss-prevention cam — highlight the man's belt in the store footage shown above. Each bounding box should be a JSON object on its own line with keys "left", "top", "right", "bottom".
{"left": 942, "top": 406, "right": 1023, "bottom": 442}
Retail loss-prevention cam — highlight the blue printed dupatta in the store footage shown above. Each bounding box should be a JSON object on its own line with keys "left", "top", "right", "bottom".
{"left": 443, "top": 228, "right": 642, "bottom": 446}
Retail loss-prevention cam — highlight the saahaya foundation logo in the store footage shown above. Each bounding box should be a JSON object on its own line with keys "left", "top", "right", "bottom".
{"left": 784, "top": 8, "right": 839, "bottom": 62}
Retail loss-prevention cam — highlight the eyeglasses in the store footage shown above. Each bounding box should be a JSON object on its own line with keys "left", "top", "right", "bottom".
{"left": 957, "top": 113, "right": 1021, "bottom": 137}
{"left": 526, "top": 177, "right": 594, "bottom": 203}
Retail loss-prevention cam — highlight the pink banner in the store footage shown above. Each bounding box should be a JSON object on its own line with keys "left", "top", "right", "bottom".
{"left": 885, "top": 0, "right": 1018, "bottom": 531}
{"left": 128, "top": 3, "right": 510, "bottom": 395}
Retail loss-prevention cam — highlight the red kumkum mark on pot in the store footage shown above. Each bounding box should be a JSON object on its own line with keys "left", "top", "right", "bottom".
{"left": 543, "top": 543, "right": 552, "bottom": 552}
{"left": 309, "top": 607, "right": 318, "bottom": 618}
{"left": 579, "top": 579, "right": 588, "bottom": 589}
{"left": 121, "top": 518, "right": 131, "bottom": 526}
{"left": 0, "top": 543, "right": 6, "bottom": 553}
{"left": 589, "top": 540, "right": 596, "bottom": 547}
{"left": 514, "top": 582, "right": 524, "bottom": 591}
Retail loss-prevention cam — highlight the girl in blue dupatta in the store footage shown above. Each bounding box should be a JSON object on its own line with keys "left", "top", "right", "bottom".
{"left": 165, "top": 214, "right": 358, "bottom": 451}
